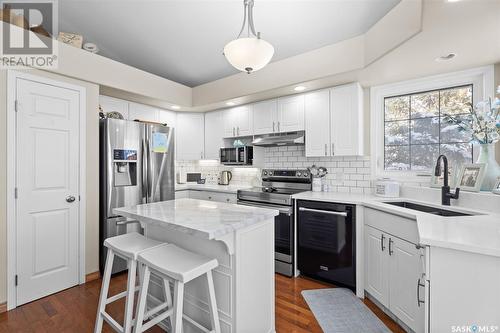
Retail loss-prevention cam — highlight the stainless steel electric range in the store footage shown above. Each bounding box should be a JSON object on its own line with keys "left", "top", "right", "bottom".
{"left": 237, "top": 169, "right": 312, "bottom": 276}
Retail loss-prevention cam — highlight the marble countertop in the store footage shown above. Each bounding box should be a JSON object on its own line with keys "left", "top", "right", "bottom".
{"left": 114, "top": 198, "right": 279, "bottom": 239}
{"left": 175, "top": 183, "right": 252, "bottom": 194}
{"left": 293, "top": 191, "right": 500, "bottom": 257}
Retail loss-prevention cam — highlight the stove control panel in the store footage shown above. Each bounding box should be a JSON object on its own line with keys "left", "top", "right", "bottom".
{"left": 262, "top": 169, "right": 311, "bottom": 179}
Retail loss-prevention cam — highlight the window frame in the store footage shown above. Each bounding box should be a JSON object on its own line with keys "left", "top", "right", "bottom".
{"left": 370, "top": 66, "right": 494, "bottom": 182}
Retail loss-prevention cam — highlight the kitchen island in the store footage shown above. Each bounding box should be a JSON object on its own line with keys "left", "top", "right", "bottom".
{"left": 114, "top": 198, "right": 278, "bottom": 333}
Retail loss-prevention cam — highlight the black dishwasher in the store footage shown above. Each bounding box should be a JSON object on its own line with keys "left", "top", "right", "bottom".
{"left": 297, "top": 200, "right": 356, "bottom": 290}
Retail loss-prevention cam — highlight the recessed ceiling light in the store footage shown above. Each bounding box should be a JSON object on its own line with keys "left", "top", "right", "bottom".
{"left": 294, "top": 86, "right": 306, "bottom": 92}
{"left": 226, "top": 102, "right": 236, "bottom": 106}
{"left": 171, "top": 105, "right": 181, "bottom": 110}
{"left": 435, "top": 53, "right": 456, "bottom": 62}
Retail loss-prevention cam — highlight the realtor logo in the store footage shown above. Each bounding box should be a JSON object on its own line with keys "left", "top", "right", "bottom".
{"left": 0, "top": 0, "right": 58, "bottom": 68}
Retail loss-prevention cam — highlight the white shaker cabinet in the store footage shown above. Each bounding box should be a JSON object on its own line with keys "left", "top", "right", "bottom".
{"left": 305, "top": 90, "right": 330, "bottom": 157}
{"left": 99, "top": 95, "right": 129, "bottom": 119}
{"left": 128, "top": 102, "right": 159, "bottom": 122}
{"left": 176, "top": 113, "right": 205, "bottom": 160}
{"left": 277, "top": 95, "right": 305, "bottom": 132}
{"left": 223, "top": 105, "right": 253, "bottom": 137}
{"left": 330, "top": 83, "right": 364, "bottom": 156}
{"left": 389, "top": 237, "right": 425, "bottom": 333}
{"left": 204, "top": 110, "right": 224, "bottom": 160}
{"left": 158, "top": 109, "right": 177, "bottom": 128}
{"left": 364, "top": 225, "right": 390, "bottom": 307}
{"left": 253, "top": 99, "right": 278, "bottom": 135}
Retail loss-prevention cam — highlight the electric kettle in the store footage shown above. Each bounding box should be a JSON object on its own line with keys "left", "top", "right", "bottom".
{"left": 218, "top": 171, "right": 232, "bottom": 185}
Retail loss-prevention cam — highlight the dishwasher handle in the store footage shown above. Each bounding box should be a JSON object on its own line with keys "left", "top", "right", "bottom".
{"left": 298, "top": 207, "right": 348, "bottom": 217}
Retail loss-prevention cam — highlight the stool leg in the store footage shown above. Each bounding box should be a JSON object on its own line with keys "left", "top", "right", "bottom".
{"left": 123, "top": 259, "right": 137, "bottom": 333}
{"left": 206, "top": 271, "right": 221, "bottom": 333}
{"left": 163, "top": 278, "right": 173, "bottom": 329}
{"left": 172, "top": 281, "right": 184, "bottom": 333}
{"left": 94, "top": 249, "right": 115, "bottom": 333}
{"left": 133, "top": 266, "right": 151, "bottom": 333}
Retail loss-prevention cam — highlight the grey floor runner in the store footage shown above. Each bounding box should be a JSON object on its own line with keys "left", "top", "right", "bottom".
{"left": 302, "top": 288, "right": 391, "bottom": 333}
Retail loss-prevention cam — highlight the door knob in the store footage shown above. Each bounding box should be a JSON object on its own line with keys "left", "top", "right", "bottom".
{"left": 66, "top": 195, "right": 76, "bottom": 203}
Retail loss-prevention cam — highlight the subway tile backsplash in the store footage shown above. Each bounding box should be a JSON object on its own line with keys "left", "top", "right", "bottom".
{"left": 263, "top": 146, "right": 373, "bottom": 194}
{"left": 175, "top": 160, "right": 261, "bottom": 186}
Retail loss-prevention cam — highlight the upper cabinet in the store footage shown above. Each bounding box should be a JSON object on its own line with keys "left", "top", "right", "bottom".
{"left": 223, "top": 105, "right": 253, "bottom": 137}
{"left": 204, "top": 111, "right": 224, "bottom": 160}
{"left": 330, "top": 83, "right": 364, "bottom": 156}
{"left": 305, "top": 90, "right": 330, "bottom": 157}
{"left": 128, "top": 102, "right": 159, "bottom": 123}
{"left": 176, "top": 113, "right": 205, "bottom": 160}
{"left": 277, "top": 95, "right": 305, "bottom": 133}
{"left": 253, "top": 99, "right": 278, "bottom": 135}
{"left": 305, "top": 83, "right": 364, "bottom": 157}
{"left": 99, "top": 95, "right": 129, "bottom": 119}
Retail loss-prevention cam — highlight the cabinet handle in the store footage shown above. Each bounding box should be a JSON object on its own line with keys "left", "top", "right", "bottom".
{"left": 233, "top": 127, "right": 235, "bottom": 137}
{"left": 226, "top": 198, "right": 230, "bottom": 202}
{"left": 272, "top": 122, "right": 275, "bottom": 132}
{"left": 208, "top": 196, "right": 212, "bottom": 200}
{"left": 324, "top": 144, "right": 327, "bottom": 156}
{"left": 201, "top": 151, "right": 203, "bottom": 159}
{"left": 298, "top": 207, "right": 347, "bottom": 217}
{"left": 389, "top": 238, "right": 394, "bottom": 255}
{"left": 381, "top": 234, "right": 385, "bottom": 251}
{"left": 416, "top": 278, "right": 425, "bottom": 307}
{"left": 332, "top": 143, "right": 335, "bottom": 155}
{"left": 237, "top": 127, "right": 240, "bottom": 136}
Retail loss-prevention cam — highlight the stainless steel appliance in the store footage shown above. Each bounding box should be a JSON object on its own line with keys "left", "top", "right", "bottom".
{"left": 99, "top": 118, "right": 175, "bottom": 274}
{"left": 237, "top": 169, "right": 312, "bottom": 276}
{"left": 218, "top": 171, "right": 232, "bottom": 185}
{"left": 220, "top": 146, "right": 253, "bottom": 165}
{"left": 297, "top": 200, "right": 356, "bottom": 290}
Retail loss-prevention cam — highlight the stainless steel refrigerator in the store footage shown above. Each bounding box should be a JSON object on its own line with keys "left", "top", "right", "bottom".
{"left": 99, "top": 118, "right": 175, "bottom": 274}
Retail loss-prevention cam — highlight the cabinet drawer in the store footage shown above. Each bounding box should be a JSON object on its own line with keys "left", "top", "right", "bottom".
{"left": 189, "top": 190, "right": 236, "bottom": 204}
{"left": 364, "top": 207, "right": 419, "bottom": 244}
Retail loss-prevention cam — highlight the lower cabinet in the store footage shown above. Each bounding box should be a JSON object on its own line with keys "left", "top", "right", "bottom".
{"left": 365, "top": 225, "right": 425, "bottom": 333}
{"left": 176, "top": 190, "right": 237, "bottom": 204}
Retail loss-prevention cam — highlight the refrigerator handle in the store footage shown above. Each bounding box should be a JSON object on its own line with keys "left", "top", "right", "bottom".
{"left": 141, "top": 138, "right": 148, "bottom": 200}
{"left": 146, "top": 138, "right": 153, "bottom": 200}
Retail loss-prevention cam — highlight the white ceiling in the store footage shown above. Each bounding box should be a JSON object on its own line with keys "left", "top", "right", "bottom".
{"left": 59, "top": 0, "right": 400, "bottom": 87}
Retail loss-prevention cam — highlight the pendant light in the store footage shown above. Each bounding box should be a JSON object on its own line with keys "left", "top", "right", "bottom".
{"left": 223, "top": 0, "right": 274, "bottom": 74}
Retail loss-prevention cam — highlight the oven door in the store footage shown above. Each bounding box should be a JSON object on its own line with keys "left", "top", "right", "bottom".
{"left": 220, "top": 148, "right": 237, "bottom": 164}
{"left": 237, "top": 200, "right": 293, "bottom": 262}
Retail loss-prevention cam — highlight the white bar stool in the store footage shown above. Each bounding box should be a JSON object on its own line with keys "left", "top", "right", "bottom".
{"left": 134, "top": 244, "right": 221, "bottom": 333}
{"left": 94, "top": 232, "right": 166, "bottom": 333}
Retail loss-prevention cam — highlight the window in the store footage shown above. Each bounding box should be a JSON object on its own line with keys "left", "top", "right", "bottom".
{"left": 384, "top": 85, "right": 473, "bottom": 171}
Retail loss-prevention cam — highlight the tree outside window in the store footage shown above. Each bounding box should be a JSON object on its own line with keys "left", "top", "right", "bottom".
{"left": 384, "top": 85, "right": 473, "bottom": 172}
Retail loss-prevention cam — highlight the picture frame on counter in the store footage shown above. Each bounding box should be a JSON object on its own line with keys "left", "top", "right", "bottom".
{"left": 430, "top": 168, "right": 455, "bottom": 188}
{"left": 456, "top": 163, "right": 486, "bottom": 192}
{"left": 493, "top": 177, "right": 500, "bottom": 195}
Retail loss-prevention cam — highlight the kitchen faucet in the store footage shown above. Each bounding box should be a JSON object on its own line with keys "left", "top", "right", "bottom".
{"left": 434, "top": 155, "right": 460, "bottom": 206}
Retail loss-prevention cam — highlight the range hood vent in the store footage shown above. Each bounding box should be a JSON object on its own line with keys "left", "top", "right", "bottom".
{"left": 251, "top": 131, "right": 305, "bottom": 147}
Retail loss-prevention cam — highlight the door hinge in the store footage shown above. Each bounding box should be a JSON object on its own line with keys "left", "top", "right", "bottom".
{"left": 15, "top": 275, "right": 18, "bottom": 286}
{"left": 14, "top": 100, "right": 18, "bottom": 112}
{"left": 14, "top": 187, "right": 18, "bottom": 199}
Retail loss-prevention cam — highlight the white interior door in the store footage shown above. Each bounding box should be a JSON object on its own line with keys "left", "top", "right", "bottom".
{"left": 16, "top": 77, "right": 81, "bottom": 306}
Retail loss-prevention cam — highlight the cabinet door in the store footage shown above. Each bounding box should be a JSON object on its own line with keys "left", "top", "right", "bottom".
{"left": 364, "top": 226, "right": 390, "bottom": 307}
{"left": 204, "top": 111, "right": 224, "bottom": 160}
{"left": 158, "top": 109, "right": 177, "bottom": 128}
{"left": 330, "top": 83, "right": 364, "bottom": 156}
{"left": 223, "top": 107, "right": 237, "bottom": 137}
{"left": 176, "top": 113, "right": 205, "bottom": 160}
{"left": 305, "top": 90, "right": 331, "bottom": 157}
{"left": 278, "top": 95, "right": 305, "bottom": 132}
{"left": 253, "top": 99, "right": 278, "bottom": 135}
{"left": 128, "top": 102, "right": 159, "bottom": 122}
{"left": 389, "top": 237, "right": 425, "bottom": 333}
{"left": 235, "top": 104, "right": 253, "bottom": 136}
{"left": 99, "top": 95, "right": 129, "bottom": 119}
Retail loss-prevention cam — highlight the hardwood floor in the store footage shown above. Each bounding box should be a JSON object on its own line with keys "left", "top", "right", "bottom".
{"left": 0, "top": 273, "right": 404, "bottom": 333}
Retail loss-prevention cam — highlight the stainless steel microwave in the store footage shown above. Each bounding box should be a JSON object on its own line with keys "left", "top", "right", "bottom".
{"left": 220, "top": 146, "right": 253, "bottom": 165}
